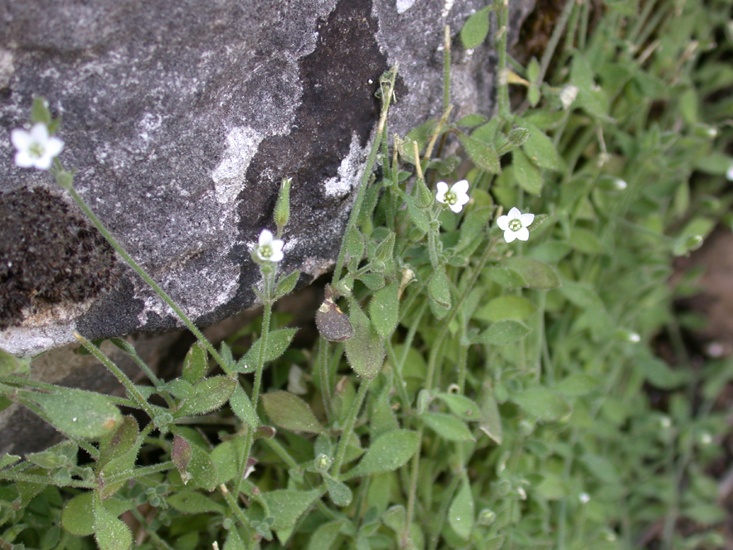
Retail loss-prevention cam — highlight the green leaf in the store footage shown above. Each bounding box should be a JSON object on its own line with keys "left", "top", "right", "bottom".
{"left": 570, "top": 228, "right": 605, "bottom": 255}
{"left": 324, "top": 476, "right": 353, "bottom": 507}
{"left": 369, "top": 282, "right": 400, "bottom": 340}
{"left": 98, "top": 416, "right": 141, "bottom": 499}
{"left": 460, "top": 6, "right": 490, "bottom": 48}
{"left": 347, "top": 429, "right": 420, "bottom": 477}
{"left": 522, "top": 124, "right": 563, "bottom": 172}
{"left": 22, "top": 387, "right": 122, "bottom": 440}
{"left": 182, "top": 342, "right": 208, "bottom": 384}
{"left": 456, "top": 113, "right": 488, "bottom": 128}
{"left": 474, "top": 295, "right": 537, "bottom": 323}
{"left": 210, "top": 438, "right": 245, "bottom": 485}
{"left": 170, "top": 430, "right": 219, "bottom": 490}
{"left": 455, "top": 206, "right": 493, "bottom": 252}
{"left": 92, "top": 493, "right": 133, "bottom": 550}
{"left": 512, "top": 388, "right": 570, "bottom": 421}
{"left": 261, "top": 391, "right": 323, "bottom": 434}
{"left": 175, "top": 376, "right": 237, "bottom": 417}
{"left": 275, "top": 270, "right": 301, "bottom": 299}
{"left": 229, "top": 385, "right": 258, "bottom": 429}
{"left": 555, "top": 374, "right": 599, "bottom": 396}
{"left": 559, "top": 280, "right": 604, "bottom": 310}
{"left": 344, "top": 299, "right": 386, "bottom": 380}
{"left": 236, "top": 328, "right": 299, "bottom": 373}
{"left": 449, "top": 478, "right": 475, "bottom": 540}
{"left": 501, "top": 257, "right": 560, "bottom": 289}
{"left": 224, "top": 528, "right": 246, "bottom": 550}
{"left": 421, "top": 412, "right": 475, "bottom": 442}
{"left": 481, "top": 320, "right": 531, "bottom": 345}
{"left": 458, "top": 133, "right": 501, "bottom": 174}
{"left": 62, "top": 492, "right": 95, "bottom": 536}
{"left": 428, "top": 267, "right": 452, "bottom": 313}
{"left": 512, "top": 148, "right": 544, "bottom": 195}
{"left": 344, "top": 226, "right": 365, "bottom": 262}
{"left": 479, "top": 391, "right": 503, "bottom": 444}
{"left": 31, "top": 96, "right": 53, "bottom": 126}
{"left": 436, "top": 393, "right": 481, "bottom": 422}
{"left": 167, "top": 490, "right": 225, "bottom": 515}
{"left": 581, "top": 453, "right": 621, "bottom": 485}
{"left": 307, "top": 520, "right": 345, "bottom": 550}
{"left": 261, "top": 489, "right": 321, "bottom": 537}
{"left": 0, "top": 453, "right": 20, "bottom": 469}
{"left": 0, "top": 347, "right": 30, "bottom": 376}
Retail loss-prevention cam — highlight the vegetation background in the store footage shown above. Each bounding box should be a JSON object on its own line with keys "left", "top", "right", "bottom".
{"left": 2, "top": 0, "right": 733, "bottom": 548}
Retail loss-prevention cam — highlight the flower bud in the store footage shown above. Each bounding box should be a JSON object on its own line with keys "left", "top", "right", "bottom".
{"left": 274, "top": 177, "right": 292, "bottom": 233}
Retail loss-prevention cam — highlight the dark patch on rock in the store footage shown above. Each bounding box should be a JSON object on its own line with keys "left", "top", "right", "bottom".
{"left": 233, "top": 0, "right": 388, "bottom": 308}
{"left": 0, "top": 187, "right": 119, "bottom": 330}
{"left": 75, "top": 275, "right": 147, "bottom": 338}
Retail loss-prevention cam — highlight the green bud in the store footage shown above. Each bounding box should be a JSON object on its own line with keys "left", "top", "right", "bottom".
{"left": 415, "top": 177, "right": 434, "bottom": 208}
{"left": 274, "top": 177, "right": 292, "bottom": 232}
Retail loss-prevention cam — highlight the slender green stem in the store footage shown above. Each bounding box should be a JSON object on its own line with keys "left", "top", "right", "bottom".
{"left": 103, "top": 461, "right": 175, "bottom": 484}
{"left": 57, "top": 178, "right": 231, "bottom": 375}
{"left": 331, "top": 377, "right": 372, "bottom": 476}
{"left": 75, "top": 333, "right": 157, "bottom": 420}
{"left": 332, "top": 67, "right": 398, "bottom": 288}
{"left": 317, "top": 336, "right": 333, "bottom": 421}
{"left": 536, "top": 0, "right": 576, "bottom": 87}
{"left": 403, "top": 238, "right": 496, "bottom": 544}
{"left": 494, "top": 0, "right": 510, "bottom": 119}
{"left": 262, "top": 436, "right": 301, "bottom": 473}
{"left": 232, "top": 269, "right": 274, "bottom": 503}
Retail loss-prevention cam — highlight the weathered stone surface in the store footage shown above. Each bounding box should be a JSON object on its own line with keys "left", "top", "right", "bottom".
{"left": 0, "top": 0, "right": 534, "bottom": 356}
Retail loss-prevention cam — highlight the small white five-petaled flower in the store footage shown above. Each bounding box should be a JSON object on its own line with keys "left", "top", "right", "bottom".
{"left": 496, "top": 207, "right": 535, "bottom": 243}
{"left": 255, "top": 229, "right": 284, "bottom": 262}
{"left": 436, "top": 179, "right": 470, "bottom": 213}
{"left": 11, "top": 122, "right": 64, "bottom": 170}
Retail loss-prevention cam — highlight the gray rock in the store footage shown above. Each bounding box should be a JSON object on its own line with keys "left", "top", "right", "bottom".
{"left": 0, "top": 0, "right": 534, "bottom": 356}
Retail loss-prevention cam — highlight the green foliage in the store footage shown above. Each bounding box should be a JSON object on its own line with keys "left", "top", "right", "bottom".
{"left": 3, "top": 1, "right": 733, "bottom": 548}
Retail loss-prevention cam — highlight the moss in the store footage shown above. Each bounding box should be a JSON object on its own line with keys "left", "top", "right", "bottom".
{"left": 0, "top": 186, "right": 119, "bottom": 330}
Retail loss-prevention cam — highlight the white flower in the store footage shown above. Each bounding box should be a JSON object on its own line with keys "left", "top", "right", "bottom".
{"left": 496, "top": 207, "right": 534, "bottom": 243}
{"left": 255, "top": 229, "right": 284, "bottom": 262}
{"left": 579, "top": 492, "right": 590, "bottom": 504}
{"left": 726, "top": 164, "right": 733, "bottom": 182}
{"left": 560, "top": 85, "right": 579, "bottom": 110}
{"left": 435, "top": 179, "right": 470, "bottom": 213}
{"left": 11, "top": 122, "right": 64, "bottom": 170}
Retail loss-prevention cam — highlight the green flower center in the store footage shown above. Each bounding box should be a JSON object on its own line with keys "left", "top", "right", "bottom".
{"left": 29, "top": 142, "right": 45, "bottom": 159}
{"left": 509, "top": 219, "right": 523, "bottom": 232}
{"left": 260, "top": 245, "right": 272, "bottom": 258}
{"left": 444, "top": 191, "right": 457, "bottom": 205}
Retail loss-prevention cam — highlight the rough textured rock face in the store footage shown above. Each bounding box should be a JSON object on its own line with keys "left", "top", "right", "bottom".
{"left": 0, "top": 0, "right": 534, "bottom": 356}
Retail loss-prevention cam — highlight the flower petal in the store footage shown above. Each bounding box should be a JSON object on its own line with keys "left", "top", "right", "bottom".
{"left": 270, "top": 249, "right": 284, "bottom": 262}
{"left": 507, "top": 207, "right": 522, "bottom": 219}
{"left": 45, "top": 136, "right": 64, "bottom": 157}
{"left": 33, "top": 154, "right": 54, "bottom": 170}
{"left": 10, "top": 129, "right": 31, "bottom": 150}
{"left": 496, "top": 215, "right": 509, "bottom": 231}
{"left": 29, "top": 122, "right": 49, "bottom": 143}
{"left": 515, "top": 227, "right": 530, "bottom": 241}
{"left": 503, "top": 230, "right": 517, "bottom": 243}
{"left": 520, "top": 213, "right": 535, "bottom": 226}
{"left": 435, "top": 181, "right": 448, "bottom": 203}
{"left": 451, "top": 179, "right": 469, "bottom": 195}
{"left": 449, "top": 202, "right": 463, "bottom": 213}
{"left": 259, "top": 229, "right": 274, "bottom": 246}
{"left": 14, "top": 151, "right": 34, "bottom": 168}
